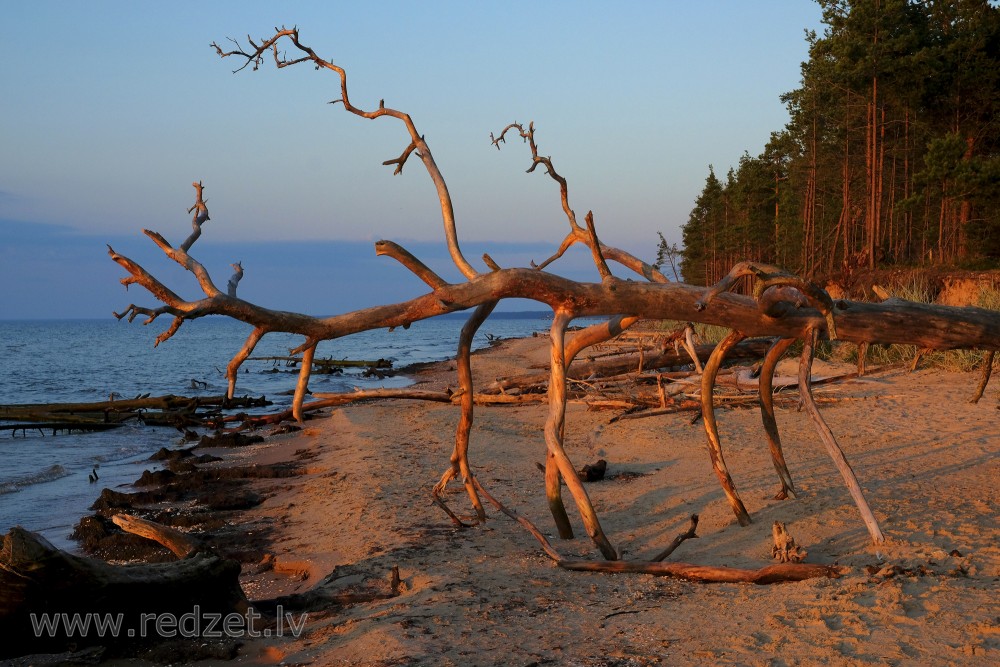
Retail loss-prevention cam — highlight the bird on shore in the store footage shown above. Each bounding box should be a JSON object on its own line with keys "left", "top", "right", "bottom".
{"left": 88, "top": 466, "right": 99, "bottom": 483}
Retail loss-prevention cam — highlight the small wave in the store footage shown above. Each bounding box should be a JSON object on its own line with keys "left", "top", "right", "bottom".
{"left": 93, "top": 446, "right": 150, "bottom": 464}
{"left": 0, "top": 464, "right": 71, "bottom": 495}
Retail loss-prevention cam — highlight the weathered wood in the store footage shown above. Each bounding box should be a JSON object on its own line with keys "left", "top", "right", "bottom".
{"left": 0, "top": 422, "right": 123, "bottom": 436}
{"left": 108, "top": 27, "right": 1000, "bottom": 566}
{"left": 857, "top": 341, "right": 870, "bottom": 376}
{"left": 113, "top": 266, "right": 1000, "bottom": 360}
{"left": 248, "top": 355, "right": 393, "bottom": 369}
{"left": 310, "top": 388, "right": 455, "bottom": 405}
{"left": 486, "top": 338, "right": 774, "bottom": 394}
{"left": 0, "top": 395, "right": 269, "bottom": 424}
{"left": 682, "top": 324, "right": 704, "bottom": 373}
{"left": 112, "top": 514, "right": 201, "bottom": 559}
{"left": 545, "top": 312, "right": 578, "bottom": 541}
{"left": 472, "top": 478, "right": 563, "bottom": 563}
{"left": 648, "top": 514, "right": 699, "bottom": 562}
{"left": 758, "top": 337, "right": 798, "bottom": 499}
{"left": 700, "top": 330, "right": 752, "bottom": 526}
{"left": 799, "top": 330, "right": 885, "bottom": 544}
{"left": 970, "top": 350, "right": 995, "bottom": 404}
{"left": 292, "top": 343, "right": 317, "bottom": 423}
{"left": 433, "top": 300, "right": 496, "bottom": 523}
{"left": 771, "top": 521, "right": 807, "bottom": 563}
{"left": 557, "top": 558, "right": 842, "bottom": 584}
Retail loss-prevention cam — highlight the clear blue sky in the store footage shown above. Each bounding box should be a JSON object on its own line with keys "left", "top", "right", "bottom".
{"left": 1, "top": 1, "right": 823, "bottom": 319}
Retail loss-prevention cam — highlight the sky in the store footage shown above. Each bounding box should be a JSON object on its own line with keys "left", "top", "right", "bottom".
{"left": 0, "top": 1, "right": 825, "bottom": 319}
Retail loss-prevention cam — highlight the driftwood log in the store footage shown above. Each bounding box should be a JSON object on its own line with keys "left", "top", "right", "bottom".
{"left": 0, "top": 395, "right": 270, "bottom": 436}
{"left": 107, "top": 27, "right": 1000, "bottom": 565}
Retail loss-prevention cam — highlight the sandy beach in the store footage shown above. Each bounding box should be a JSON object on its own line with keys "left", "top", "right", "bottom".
{"left": 158, "top": 329, "right": 997, "bottom": 667}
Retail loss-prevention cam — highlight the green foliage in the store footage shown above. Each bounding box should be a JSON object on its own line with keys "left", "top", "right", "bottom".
{"left": 677, "top": 0, "right": 1000, "bottom": 282}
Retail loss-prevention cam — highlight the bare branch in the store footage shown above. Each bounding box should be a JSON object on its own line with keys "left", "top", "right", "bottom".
{"left": 212, "top": 28, "right": 479, "bottom": 279}
{"left": 374, "top": 240, "right": 448, "bottom": 289}
{"left": 142, "top": 229, "right": 222, "bottom": 298}
{"left": 382, "top": 140, "right": 418, "bottom": 175}
{"left": 182, "top": 181, "right": 210, "bottom": 252}
{"left": 227, "top": 262, "right": 243, "bottom": 297}
{"left": 492, "top": 121, "right": 579, "bottom": 230}
{"left": 584, "top": 211, "right": 613, "bottom": 281}
{"left": 492, "top": 122, "right": 667, "bottom": 284}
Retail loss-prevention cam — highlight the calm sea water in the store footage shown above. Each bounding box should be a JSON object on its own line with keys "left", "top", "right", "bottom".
{"left": 0, "top": 314, "right": 580, "bottom": 549}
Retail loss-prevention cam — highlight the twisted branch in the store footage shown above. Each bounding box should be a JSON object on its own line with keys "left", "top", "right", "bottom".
{"left": 212, "top": 27, "right": 479, "bottom": 280}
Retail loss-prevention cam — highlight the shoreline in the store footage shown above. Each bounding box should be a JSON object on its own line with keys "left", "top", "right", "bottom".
{"left": 51, "top": 332, "right": 1000, "bottom": 663}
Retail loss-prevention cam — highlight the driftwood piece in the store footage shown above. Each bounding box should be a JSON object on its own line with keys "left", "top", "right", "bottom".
{"left": 477, "top": 480, "right": 840, "bottom": 584}
{"left": 579, "top": 459, "right": 608, "bottom": 482}
{"left": 433, "top": 300, "right": 496, "bottom": 523}
{"left": 0, "top": 527, "right": 245, "bottom": 658}
{"left": 649, "top": 514, "right": 699, "bottom": 562}
{"left": 910, "top": 347, "right": 930, "bottom": 372}
{"left": 682, "top": 324, "right": 704, "bottom": 373}
{"left": 547, "top": 312, "right": 608, "bottom": 550}
{"left": 248, "top": 355, "right": 392, "bottom": 369}
{"left": 557, "top": 558, "right": 842, "bottom": 584}
{"left": 0, "top": 422, "right": 123, "bottom": 437}
{"left": 473, "top": 478, "right": 563, "bottom": 563}
{"left": 857, "top": 341, "right": 870, "bottom": 376}
{"left": 111, "top": 514, "right": 201, "bottom": 559}
{"left": 771, "top": 521, "right": 807, "bottom": 563}
{"left": 0, "top": 395, "right": 268, "bottom": 423}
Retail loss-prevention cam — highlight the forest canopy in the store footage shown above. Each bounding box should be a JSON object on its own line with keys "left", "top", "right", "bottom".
{"left": 678, "top": 0, "right": 1000, "bottom": 286}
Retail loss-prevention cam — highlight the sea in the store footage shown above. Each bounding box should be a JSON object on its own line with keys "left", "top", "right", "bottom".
{"left": 0, "top": 313, "right": 583, "bottom": 551}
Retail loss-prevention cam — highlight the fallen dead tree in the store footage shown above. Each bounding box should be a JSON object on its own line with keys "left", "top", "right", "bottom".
{"left": 0, "top": 394, "right": 270, "bottom": 434}
{"left": 104, "top": 27, "right": 1000, "bottom": 567}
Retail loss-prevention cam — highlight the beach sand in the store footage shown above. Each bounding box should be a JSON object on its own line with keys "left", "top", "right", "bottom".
{"left": 196, "top": 333, "right": 996, "bottom": 666}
